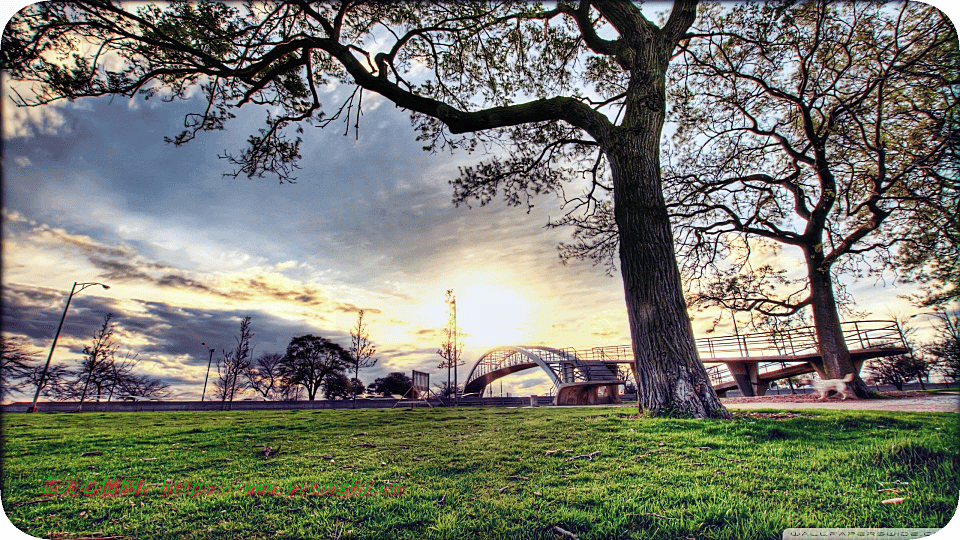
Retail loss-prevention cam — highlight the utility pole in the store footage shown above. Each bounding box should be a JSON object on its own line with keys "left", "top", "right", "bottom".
{"left": 29, "top": 281, "right": 109, "bottom": 413}
{"left": 452, "top": 294, "right": 458, "bottom": 405}
{"left": 200, "top": 343, "right": 216, "bottom": 402}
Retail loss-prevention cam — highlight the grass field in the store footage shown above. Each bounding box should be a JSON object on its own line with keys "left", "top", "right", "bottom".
{"left": 1, "top": 406, "right": 958, "bottom": 540}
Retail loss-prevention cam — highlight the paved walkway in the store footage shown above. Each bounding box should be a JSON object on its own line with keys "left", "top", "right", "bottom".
{"left": 722, "top": 393, "right": 959, "bottom": 413}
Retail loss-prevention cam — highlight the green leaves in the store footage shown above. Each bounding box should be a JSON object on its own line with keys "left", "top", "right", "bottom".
{"left": 3, "top": 1, "right": 636, "bottom": 181}
{"left": 667, "top": 0, "right": 957, "bottom": 316}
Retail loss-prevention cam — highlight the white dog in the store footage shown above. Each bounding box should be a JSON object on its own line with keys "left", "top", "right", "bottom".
{"left": 804, "top": 373, "right": 855, "bottom": 401}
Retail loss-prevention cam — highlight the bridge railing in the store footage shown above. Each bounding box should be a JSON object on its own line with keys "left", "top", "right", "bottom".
{"left": 568, "top": 320, "right": 904, "bottom": 366}
{"left": 705, "top": 360, "right": 809, "bottom": 387}
{"left": 590, "top": 320, "right": 906, "bottom": 388}
{"left": 694, "top": 320, "right": 906, "bottom": 361}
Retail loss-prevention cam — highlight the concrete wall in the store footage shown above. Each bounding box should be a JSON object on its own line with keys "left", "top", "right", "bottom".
{"left": 1, "top": 396, "right": 557, "bottom": 414}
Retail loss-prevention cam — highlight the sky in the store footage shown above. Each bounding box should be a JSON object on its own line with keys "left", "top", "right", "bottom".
{"left": 0, "top": 1, "right": 950, "bottom": 403}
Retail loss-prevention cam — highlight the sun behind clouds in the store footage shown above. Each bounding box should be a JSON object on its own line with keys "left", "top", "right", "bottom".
{"left": 455, "top": 283, "right": 532, "bottom": 349}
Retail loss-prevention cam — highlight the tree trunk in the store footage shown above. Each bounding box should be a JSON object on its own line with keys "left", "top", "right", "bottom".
{"left": 353, "top": 364, "right": 359, "bottom": 408}
{"left": 605, "top": 49, "right": 729, "bottom": 418}
{"left": 608, "top": 143, "right": 728, "bottom": 418}
{"left": 805, "top": 251, "right": 869, "bottom": 397}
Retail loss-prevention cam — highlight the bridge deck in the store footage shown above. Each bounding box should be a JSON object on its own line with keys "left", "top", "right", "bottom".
{"left": 463, "top": 320, "right": 910, "bottom": 401}
{"left": 713, "top": 362, "right": 829, "bottom": 394}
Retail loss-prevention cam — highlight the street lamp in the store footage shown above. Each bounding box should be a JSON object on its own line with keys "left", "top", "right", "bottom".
{"left": 29, "top": 281, "right": 110, "bottom": 413}
{"left": 200, "top": 342, "right": 216, "bottom": 402}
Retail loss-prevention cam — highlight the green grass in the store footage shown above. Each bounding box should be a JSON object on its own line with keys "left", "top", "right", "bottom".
{"left": 2, "top": 406, "right": 958, "bottom": 539}
{"left": 912, "top": 388, "right": 960, "bottom": 395}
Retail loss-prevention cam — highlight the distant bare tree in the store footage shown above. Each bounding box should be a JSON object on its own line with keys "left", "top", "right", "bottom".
{"left": 26, "top": 362, "right": 69, "bottom": 401}
{"left": 95, "top": 348, "right": 171, "bottom": 402}
{"left": 118, "top": 373, "right": 171, "bottom": 400}
{"left": 212, "top": 368, "right": 231, "bottom": 402}
{"left": 102, "top": 351, "right": 136, "bottom": 402}
{"left": 870, "top": 354, "right": 933, "bottom": 391}
{"left": 1, "top": 337, "right": 38, "bottom": 399}
{"left": 927, "top": 308, "right": 960, "bottom": 382}
{"left": 246, "top": 352, "right": 286, "bottom": 400}
{"left": 59, "top": 347, "right": 169, "bottom": 403}
{"left": 75, "top": 313, "right": 118, "bottom": 412}
{"left": 349, "top": 310, "right": 378, "bottom": 407}
{"left": 217, "top": 316, "right": 254, "bottom": 410}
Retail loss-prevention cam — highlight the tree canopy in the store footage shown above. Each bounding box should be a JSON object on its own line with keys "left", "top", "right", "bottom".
{"left": 0, "top": 337, "right": 38, "bottom": 399}
{"left": 370, "top": 371, "right": 414, "bottom": 397}
{"left": 322, "top": 371, "right": 354, "bottom": 400}
{"left": 668, "top": 0, "right": 956, "bottom": 304}
{"left": 281, "top": 334, "right": 350, "bottom": 401}
{"left": 662, "top": 0, "right": 957, "bottom": 394}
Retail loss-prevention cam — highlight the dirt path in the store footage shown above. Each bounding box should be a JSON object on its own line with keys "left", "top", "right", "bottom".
{"left": 721, "top": 392, "right": 960, "bottom": 413}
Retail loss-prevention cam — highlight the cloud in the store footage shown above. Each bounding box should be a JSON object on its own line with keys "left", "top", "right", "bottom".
{"left": 2, "top": 100, "right": 67, "bottom": 139}
{"left": 0, "top": 282, "right": 122, "bottom": 352}
{"left": 88, "top": 257, "right": 153, "bottom": 282}
{"left": 0, "top": 281, "right": 362, "bottom": 398}
{"left": 335, "top": 302, "right": 381, "bottom": 315}
{"left": 6, "top": 214, "right": 384, "bottom": 315}
{"left": 31, "top": 224, "right": 131, "bottom": 260}
{"left": 414, "top": 327, "right": 446, "bottom": 342}
{"left": 156, "top": 274, "right": 216, "bottom": 294}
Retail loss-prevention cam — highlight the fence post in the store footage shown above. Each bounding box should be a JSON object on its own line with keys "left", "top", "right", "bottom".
{"left": 853, "top": 321, "right": 866, "bottom": 349}
{"left": 895, "top": 320, "right": 908, "bottom": 350}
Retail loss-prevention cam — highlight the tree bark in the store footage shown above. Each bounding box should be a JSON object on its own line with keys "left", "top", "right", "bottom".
{"left": 603, "top": 40, "right": 729, "bottom": 418}
{"left": 608, "top": 141, "right": 728, "bottom": 417}
{"left": 805, "top": 250, "right": 869, "bottom": 397}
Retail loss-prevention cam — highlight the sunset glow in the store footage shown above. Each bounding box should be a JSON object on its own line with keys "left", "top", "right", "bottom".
{"left": 456, "top": 283, "right": 532, "bottom": 348}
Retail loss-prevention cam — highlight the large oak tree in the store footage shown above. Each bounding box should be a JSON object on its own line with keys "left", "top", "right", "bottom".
{"left": 663, "top": 0, "right": 957, "bottom": 396}
{"left": 2, "top": 0, "right": 728, "bottom": 417}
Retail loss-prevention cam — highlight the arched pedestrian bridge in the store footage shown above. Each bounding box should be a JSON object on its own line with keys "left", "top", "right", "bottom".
{"left": 462, "top": 346, "right": 626, "bottom": 405}
{"left": 463, "top": 320, "right": 910, "bottom": 404}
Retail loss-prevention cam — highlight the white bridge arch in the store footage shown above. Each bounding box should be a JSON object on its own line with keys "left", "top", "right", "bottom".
{"left": 463, "top": 346, "right": 623, "bottom": 404}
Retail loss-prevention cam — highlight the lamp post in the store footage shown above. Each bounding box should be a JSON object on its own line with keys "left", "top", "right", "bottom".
{"left": 29, "top": 281, "right": 110, "bottom": 413}
{"left": 200, "top": 342, "right": 216, "bottom": 402}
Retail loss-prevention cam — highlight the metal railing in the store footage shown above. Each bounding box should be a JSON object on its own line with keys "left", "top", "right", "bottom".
{"left": 694, "top": 320, "right": 906, "bottom": 360}
{"left": 578, "top": 320, "right": 907, "bottom": 388}
{"left": 704, "top": 360, "right": 808, "bottom": 387}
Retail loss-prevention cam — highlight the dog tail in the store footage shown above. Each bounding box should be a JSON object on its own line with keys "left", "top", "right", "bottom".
{"left": 842, "top": 373, "right": 855, "bottom": 382}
